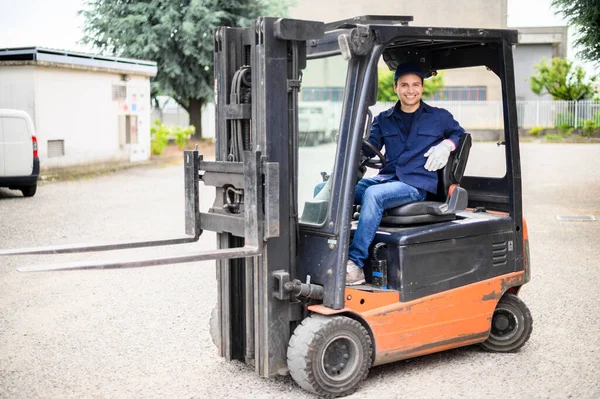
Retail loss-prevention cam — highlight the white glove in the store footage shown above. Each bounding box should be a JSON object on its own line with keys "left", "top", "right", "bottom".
{"left": 424, "top": 139, "right": 455, "bottom": 171}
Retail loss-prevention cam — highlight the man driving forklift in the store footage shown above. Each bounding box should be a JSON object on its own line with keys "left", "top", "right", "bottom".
{"left": 346, "top": 61, "right": 465, "bottom": 285}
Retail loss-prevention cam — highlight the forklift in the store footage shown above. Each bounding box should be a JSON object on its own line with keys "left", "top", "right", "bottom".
{"left": 1, "top": 15, "right": 532, "bottom": 398}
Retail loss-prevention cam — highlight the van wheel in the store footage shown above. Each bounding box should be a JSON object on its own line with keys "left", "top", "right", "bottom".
{"left": 481, "top": 293, "right": 533, "bottom": 352}
{"left": 21, "top": 185, "right": 37, "bottom": 197}
{"left": 287, "top": 314, "right": 372, "bottom": 397}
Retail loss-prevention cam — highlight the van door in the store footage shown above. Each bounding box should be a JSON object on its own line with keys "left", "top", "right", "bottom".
{"left": 2, "top": 116, "right": 33, "bottom": 177}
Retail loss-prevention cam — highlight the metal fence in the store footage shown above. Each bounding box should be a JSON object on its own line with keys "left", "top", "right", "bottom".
{"left": 374, "top": 100, "right": 600, "bottom": 129}
{"left": 516, "top": 100, "right": 600, "bottom": 129}
{"left": 153, "top": 99, "right": 600, "bottom": 137}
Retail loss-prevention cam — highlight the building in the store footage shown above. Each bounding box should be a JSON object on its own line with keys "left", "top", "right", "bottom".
{"left": 290, "top": 0, "right": 508, "bottom": 102}
{"left": 513, "top": 26, "right": 568, "bottom": 101}
{"left": 0, "top": 47, "right": 157, "bottom": 170}
{"left": 289, "top": 0, "right": 566, "bottom": 103}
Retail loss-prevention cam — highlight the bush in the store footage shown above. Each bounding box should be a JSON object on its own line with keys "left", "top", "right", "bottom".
{"left": 544, "top": 133, "right": 564, "bottom": 141}
{"left": 582, "top": 119, "right": 598, "bottom": 137}
{"left": 150, "top": 120, "right": 170, "bottom": 155}
{"left": 553, "top": 112, "right": 574, "bottom": 129}
{"left": 560, "top": 126, "right": 574, "bottom": 137}
{"left": 173, "top": 125, "right": 196, "bottom": 150}
{"left": 529, "top": 126, "right": 544, "bottom": 137}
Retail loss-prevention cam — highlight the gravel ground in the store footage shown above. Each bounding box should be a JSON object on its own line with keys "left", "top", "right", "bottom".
{"left": 0, "top": 142, "right": 599, "bottom": 398}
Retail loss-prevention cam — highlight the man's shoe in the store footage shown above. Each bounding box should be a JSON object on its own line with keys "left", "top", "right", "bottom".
{"left": 346, "top": 260, "right": 366, "bottom": 286}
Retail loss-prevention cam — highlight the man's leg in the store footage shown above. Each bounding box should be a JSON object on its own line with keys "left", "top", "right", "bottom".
{"left": 347, "top": 181, "right": 426, "bottom": 282}
{"left": 353, "top": 177, "right": 380, "bottom": 205}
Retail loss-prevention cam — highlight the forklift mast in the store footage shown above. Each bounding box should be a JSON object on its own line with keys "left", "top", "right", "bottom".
{"left": 208, "top": 18, "right": 325, "bottom": 376}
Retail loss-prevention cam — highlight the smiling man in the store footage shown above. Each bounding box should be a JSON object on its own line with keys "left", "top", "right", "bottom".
{"left": 346, "top": 61, "right": 465, "bottom": 285}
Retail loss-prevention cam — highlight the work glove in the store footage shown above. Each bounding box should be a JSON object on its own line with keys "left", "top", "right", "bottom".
{"left": 424, "top": 139, "right": 455, "bottom": 171}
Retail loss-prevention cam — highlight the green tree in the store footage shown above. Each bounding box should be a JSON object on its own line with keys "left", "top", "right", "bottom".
{"left": 80, "top": 0, "right": 290, "bottom": 138}
{"left": 530, "top": 57, "right": 597, "bottom": 100}
{"left": 377, "top": 68, "right": 445, "bottom": 102}
{"left": 552, "top": 0, "right": 600, "bottom": 64}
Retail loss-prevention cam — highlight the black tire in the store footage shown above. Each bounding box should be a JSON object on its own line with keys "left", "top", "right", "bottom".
{"left": 481, "top": 293, "right": 533, "bottom": 352}
{"left": 20, "top": 184, "right": 37, "bottom": 197}
{"left": 287, "top": 315, "right": 372, "bottom": 398}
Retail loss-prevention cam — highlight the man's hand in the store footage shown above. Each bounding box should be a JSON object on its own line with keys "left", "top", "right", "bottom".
{"left": 424, "top": 139, "right": 455, "bottom": 171}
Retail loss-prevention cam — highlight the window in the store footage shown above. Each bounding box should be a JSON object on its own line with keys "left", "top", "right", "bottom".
{"left": 430, "top": 86, "right": 487, "bottom": 101}
{"left": 298, "top": 56, "right": 347, "bottom": 226}
{"left": 301, "top": 87, "right": 345, "bottom": 102}
{"left": 1, "top": 117, "right": 28, "bottom": 142}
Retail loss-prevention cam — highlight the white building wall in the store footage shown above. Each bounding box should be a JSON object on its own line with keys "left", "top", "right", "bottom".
{"left": 117, "top": 75, "right": 152, "bottom": 162}
{"left": 0, "top": 66, "right": 36, "bottom": 123}
{"left": 33, "top": 67, "right": 151, "bottom": 168}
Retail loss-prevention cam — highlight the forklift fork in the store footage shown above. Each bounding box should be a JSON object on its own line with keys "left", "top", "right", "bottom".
{"left": 0, "top": 148, "right": 275, "bottom": 273}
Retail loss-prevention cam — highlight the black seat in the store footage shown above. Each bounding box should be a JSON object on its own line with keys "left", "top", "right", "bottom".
{"left": 380, "top": 133, "right": 472, "bottom": 226}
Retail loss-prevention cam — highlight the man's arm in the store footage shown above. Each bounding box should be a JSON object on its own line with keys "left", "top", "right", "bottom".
{"left": 443, "top": 111, "right": 465, "bottom": 150}
{"left": 424, "top": 111, "right": 465, "bottom": 171}
{"left": 361, "top": 116, "right": 384, "bottom": 158}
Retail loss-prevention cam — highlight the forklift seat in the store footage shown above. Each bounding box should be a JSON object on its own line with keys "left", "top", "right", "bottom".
{"left": 380, "top": 133, "right": 472, "bottom": 226}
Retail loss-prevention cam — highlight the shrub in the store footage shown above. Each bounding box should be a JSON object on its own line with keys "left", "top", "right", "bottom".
{"left": 544, "top": 133, "right": 564, "bottom": 141}
{"left": 582, "top": 119, "right": 597, "bottom": 137}
{"left": 560, "top": 126, "right": 574, "bottom": 137}
{"left": 553, "top": 112, "right": 574, "bottom": 129}
{"left": 529, "top": 126, "right": 544, "bottom": 137}
{"left": 173, "top": 125, "right": 196, "bottom": 150}
{"left": 150, "top": 120, "right": 170, "bottom": 155}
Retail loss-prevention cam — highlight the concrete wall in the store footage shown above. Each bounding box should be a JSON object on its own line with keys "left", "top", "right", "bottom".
{"left": 0, "top": 66, "right": 36, "bottom": 122}
{"left": 513, "top": 44, "right": 554, "bottom": 101}
{"left": 32, "top": 68, "right": 151, "bottom": 168}
{"left": 513, "top": 27, "right": 568, "bottom": 101}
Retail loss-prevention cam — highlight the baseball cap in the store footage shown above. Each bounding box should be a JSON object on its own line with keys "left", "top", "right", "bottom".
{"left": 393, "top": 61, "right": 426, "bottom": 82}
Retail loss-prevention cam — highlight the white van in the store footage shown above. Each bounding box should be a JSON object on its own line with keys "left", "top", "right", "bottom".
{"left": 0, "top": 109, "right": 39, "bottom": 197}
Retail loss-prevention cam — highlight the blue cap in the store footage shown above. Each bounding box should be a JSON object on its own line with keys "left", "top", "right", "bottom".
{"left": 393, "top": 61, "right": 425, "bottom": 82}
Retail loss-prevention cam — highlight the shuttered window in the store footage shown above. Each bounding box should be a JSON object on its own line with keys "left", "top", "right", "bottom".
{"left": 112, "top": 84, "right": 127, "bottom": 101}
{"left": 48, "top": 140, "right": 65, "bottom": 158}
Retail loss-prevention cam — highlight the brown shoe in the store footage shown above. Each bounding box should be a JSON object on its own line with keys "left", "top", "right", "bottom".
{"left": 346, "top": 260, "right": 366, "bottom": 286}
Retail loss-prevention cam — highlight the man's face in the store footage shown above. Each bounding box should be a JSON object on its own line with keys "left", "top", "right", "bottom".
{"left": 393, "top": 73, "right": 423, "bottom": 109}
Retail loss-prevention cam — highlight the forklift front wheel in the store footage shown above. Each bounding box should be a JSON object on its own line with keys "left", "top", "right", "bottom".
{"left": 287, "top": 314, "right": 372, "bottom": 398}
{"left": 481, "top": 293, "right": 533, "bottom": 353}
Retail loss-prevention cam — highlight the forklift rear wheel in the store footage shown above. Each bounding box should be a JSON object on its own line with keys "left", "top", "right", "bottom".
{"left": 287, "top": 314, "right": 372, "bottom": 398}
{"left": 481, "top": 293, "right": 533, "bottom": 353}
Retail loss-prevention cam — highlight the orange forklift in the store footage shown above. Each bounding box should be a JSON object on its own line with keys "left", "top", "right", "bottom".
{"left": 1, "top": 16, "right": 532, "bottom": 398}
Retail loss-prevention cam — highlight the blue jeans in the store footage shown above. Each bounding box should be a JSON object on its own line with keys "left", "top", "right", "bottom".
{"left": 349, "top": 177, "right": 426, "bottom": 268}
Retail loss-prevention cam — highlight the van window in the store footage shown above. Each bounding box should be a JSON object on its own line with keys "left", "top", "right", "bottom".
{"left": 2, "top": 117, "right": 29, "bottom": 143}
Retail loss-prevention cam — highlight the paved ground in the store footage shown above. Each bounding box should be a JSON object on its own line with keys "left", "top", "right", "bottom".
{"left": 0, "top": 142, "right": 599, "bottom": 398}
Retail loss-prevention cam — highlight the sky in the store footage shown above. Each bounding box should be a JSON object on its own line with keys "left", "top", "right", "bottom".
{"left": 0, "top": 0, "right": 596, "bottom": 74}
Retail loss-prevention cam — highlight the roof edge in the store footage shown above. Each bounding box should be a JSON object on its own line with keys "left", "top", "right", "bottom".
{"left": 0, "top": 60, "right": 157, "bottom": 77}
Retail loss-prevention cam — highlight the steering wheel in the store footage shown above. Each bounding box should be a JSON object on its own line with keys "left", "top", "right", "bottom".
{"left": 361, "top": 140, "right": 387, "bottom": 169}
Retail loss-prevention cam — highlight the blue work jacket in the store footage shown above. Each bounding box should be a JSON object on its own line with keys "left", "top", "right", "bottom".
{"left": 364, "top": 101, "right": 465, "bottom": 194}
